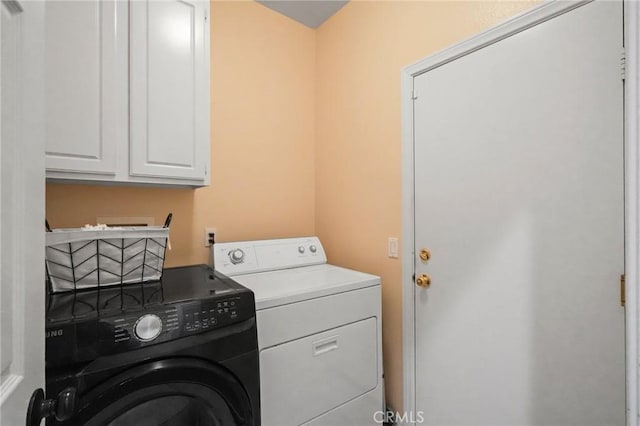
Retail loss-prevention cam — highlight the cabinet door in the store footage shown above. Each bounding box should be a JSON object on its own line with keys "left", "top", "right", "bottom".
{"left": 44, "top": 0, "right": 126, "bottom": 175}
{"left": 129, "top": 0, "right": 210, "bottom": 181}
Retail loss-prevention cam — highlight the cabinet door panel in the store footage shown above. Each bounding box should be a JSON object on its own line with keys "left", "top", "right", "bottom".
{"left": 45, "top": 0, "right": 124, "bottom": 175}
{"left": 130, "top": 0, "right": 209, "bottom": 181}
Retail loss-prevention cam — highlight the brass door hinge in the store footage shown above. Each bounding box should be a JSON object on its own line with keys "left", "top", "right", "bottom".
{"left": 621, "top": 274, "right": 626, "bottom": 307}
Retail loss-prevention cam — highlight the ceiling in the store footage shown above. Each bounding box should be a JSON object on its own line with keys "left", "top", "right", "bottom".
{"left": 256, "top": 0, "right": 349, "bottom": 28}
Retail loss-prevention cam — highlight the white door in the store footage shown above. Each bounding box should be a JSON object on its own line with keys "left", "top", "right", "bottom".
{"left": 412, "top": 1, "right": 624, "bottom": 425}
{"left": 0, "top": 0, "right": 46, "bottom": 424}
{"left": 129, "top": 0, "right": 210, "bottom": 181}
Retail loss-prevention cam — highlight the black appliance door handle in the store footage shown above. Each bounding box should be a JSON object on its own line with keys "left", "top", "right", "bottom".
{"left": 26, "top": 387, "right": 78, "bottom": 426}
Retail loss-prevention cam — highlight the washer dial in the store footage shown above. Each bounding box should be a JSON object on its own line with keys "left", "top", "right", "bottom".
{"left": 229, "top": 249, "right": 245, "bottom": 264}
{"left": 134, "top": 314, "right": 163, "bottom": 342}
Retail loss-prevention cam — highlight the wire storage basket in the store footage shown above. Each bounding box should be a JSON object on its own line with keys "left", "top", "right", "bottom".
{"left": 45, "top": 215, "right": 172, "bottom": 293}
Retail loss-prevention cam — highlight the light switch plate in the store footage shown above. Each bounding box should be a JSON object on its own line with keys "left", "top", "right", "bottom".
{"left": 388, "top": 237, "right": 399, "bottom": 258}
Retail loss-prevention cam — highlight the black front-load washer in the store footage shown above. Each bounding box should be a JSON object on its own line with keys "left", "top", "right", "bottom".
{"left": 44, "top": 264, "right": 260, "bottom": 426}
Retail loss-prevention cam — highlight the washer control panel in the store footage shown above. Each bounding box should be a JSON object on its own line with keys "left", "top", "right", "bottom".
{"left": 44, "top": 267, "right": 257, "bottom": 368}
{"left": 110, "top": 308, "right": 180, "bottom": 345}
{"left": 214, "top": 237, "right": 327, "bottom": 276}
{"left": 183, "top": 296, "right": 241, "bottom": 333}
{"left": 69, "top": 295, "right": 256, "bottom": 358}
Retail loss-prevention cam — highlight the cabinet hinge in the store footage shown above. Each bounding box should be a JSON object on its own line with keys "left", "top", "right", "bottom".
{"left": 621, "top": 48, "right": 626, "bottom": 81}
{"left": 411, "top": 90, "right": 418, "bottom": 100}
{"left": 204, "top": 164, "right": 208, "bottom": 176}
{"left": 204, "top": 9, "right": 208, "bottom": 23}
{"left": 621, "top": 274, "right": 626, "bottom": 307}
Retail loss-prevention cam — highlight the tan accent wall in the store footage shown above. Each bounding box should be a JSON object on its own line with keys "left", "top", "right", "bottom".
{"left": 315, "top": 0, "right": 537, "bottom": 411}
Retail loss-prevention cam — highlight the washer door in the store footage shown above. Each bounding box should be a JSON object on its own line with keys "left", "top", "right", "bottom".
{"left": 72, "top": 358, "right": 254, "bottom": 426}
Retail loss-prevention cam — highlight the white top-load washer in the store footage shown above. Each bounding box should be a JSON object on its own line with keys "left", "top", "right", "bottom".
{"left": 214, "top": 237, "right": 384, "bottom": 426}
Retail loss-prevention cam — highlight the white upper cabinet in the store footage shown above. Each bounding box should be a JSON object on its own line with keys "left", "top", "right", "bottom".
{"left": 44, "top": 0, "right": 124, "bottom": 175}
{"left": 45, "top": 0, "right": 210, "bottom": 187}
{"left": 130, "top": 0, "right": 209, "bottom": 181}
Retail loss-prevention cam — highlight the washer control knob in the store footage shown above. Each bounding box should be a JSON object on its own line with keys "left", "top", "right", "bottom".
{"left": 229, "top": 249, "right": 245, "bottom": 264}
{"left": 298, "top": 246, "right": 305, "bottom": 254}
{"left": 309, "top": 245, "right": 317, "bottom": 253}
{"left": 134, "top": 314, "right": 162, "bottom": 342}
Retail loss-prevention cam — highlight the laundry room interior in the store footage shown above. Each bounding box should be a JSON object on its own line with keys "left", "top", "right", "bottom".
{"left": 3, "top": 0, "right": 635, "bottom": 424}
{"left": 44, "top": 0, "right": 538, "bottom": 415}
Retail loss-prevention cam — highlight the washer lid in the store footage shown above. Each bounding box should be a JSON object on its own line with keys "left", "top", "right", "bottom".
{"left": 228, "top": 264, "right": 380, "bottom": 310}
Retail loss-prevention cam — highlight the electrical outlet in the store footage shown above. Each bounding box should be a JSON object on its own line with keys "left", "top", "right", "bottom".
{"left": 204, "top": 227, "right": 217, "bottom": 247}
{"left": 388, "top": 237, "right": 399, "bottom": 258}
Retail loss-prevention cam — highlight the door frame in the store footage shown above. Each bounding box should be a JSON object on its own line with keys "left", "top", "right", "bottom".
{"left": 400, "top": 1, "right": 638, "bottom": 424}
